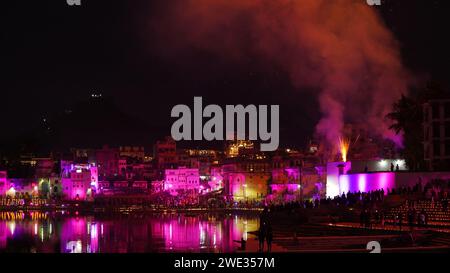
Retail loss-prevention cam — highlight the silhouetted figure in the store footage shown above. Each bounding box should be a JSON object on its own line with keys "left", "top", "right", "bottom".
{"left": 360, "top": 210, "right": 366, "bottom": 227}
{"left": 442, "top": 199, "right": 448, "bottom": 212}
{"left": 260, "top": 207, "right": 270, "bottom": 227}
{"left": 390, "top": 163, "right": 394, "bottom": 172}
{"left": 234, "top": 237, "right": 246, "bottom": 251}
{"left": 258, "top": 207, "right": 270, "bottom": 252}
{"left": 364, "top": 165, "right": 368, "bottom": 173}
{"left": 266, "top": 225, "right": 273, "bottom": 252}
{"left": 258, "top": 226, "right": 266, "bottom": 252}
{"left": 396, "top": 164, "right": 400, "bottom": 171}
{"left": 397, "top": 212, "right": 403, "bottom": 231}
{"left": 407, "top": 209, "right": 414, "bottom": 230}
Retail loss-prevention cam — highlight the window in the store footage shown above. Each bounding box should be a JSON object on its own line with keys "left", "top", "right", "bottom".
{"left": 432, "top": 103, "right": 440, "bottom": 119}
{"left": 445, "top": 102, "right": 450, "bottom": 118}
{"left": 446, "top": 122, "right": 450, "bottom": 138}
{"left": 446, "top": 141, "right": 450, "bottom": 156}
{"left": 433, "top": 122, "right": 441, "bottom": 138}
{"left": 433, "top": 141, "right": 441, "bottom": 157}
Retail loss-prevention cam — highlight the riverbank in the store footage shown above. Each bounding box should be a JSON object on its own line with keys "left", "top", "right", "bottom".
{"left": 0, "top": 204, "right": 263, "bottom": 215}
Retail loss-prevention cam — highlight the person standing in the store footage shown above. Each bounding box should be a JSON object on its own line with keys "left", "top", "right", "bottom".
{"left": 258, "top": 207, "right": 269, "bottom": 252}
{"left": 266, "top": 225, "right": 273, "bottom": 253}
{"left": 258, "top": 224, "right": 266, "bottom": 252}
{"left": 397, "top": 212, "right": 403, "bottom": 231}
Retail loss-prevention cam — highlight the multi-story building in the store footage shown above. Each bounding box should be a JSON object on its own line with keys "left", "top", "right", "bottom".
{"left": 164, "top": 167, "right": 200, "bottom": 193}
{"left": 221, "top": 158, "right": 271, "bottom": 201}
{"left": 119, "top": 146, "right": 145, "bottom": 161}
{"left": 424, "top": 99, "right": 450, "bottom": 170}
{"left": 208, "top": 165, "right": 224, "bottom": 191}
{"left": 95, "top": 145, "right": 119, "bottom": 178}
{"left": 61, "top": 163, "right": 98, "bottom": 201}
{"left": 154, "top": 136, "right": 177, "bottom": 170}
{"left": 270, "top": 168, "right": 301, "bottom": 195}
{"left": 33, "top": 158, "right": 54, "bottom": 178}
{"left": 225, "top": 140, "right": 255, "bottom": 158}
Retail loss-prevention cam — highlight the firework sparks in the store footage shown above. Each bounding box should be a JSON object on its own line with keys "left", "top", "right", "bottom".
{"left": 338, "top": 137, "right": 350, "bottom": 162}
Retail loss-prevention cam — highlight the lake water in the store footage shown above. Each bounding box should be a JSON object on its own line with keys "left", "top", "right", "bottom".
{"left": 0, "top": 211, "right": 259, "bottom": 253}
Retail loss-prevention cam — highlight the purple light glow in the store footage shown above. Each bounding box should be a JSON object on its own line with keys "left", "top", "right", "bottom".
{"left": 338, "top": 172, "right": 395, "bottom": 194}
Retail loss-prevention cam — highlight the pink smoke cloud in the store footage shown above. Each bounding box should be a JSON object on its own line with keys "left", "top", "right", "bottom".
{"left": 150, "top": 0, "right": 412, "bottom": 148}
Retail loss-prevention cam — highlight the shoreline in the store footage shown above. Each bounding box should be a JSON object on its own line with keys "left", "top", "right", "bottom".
{"left": 0, "top": 205, "right": 263, "bottom": 215}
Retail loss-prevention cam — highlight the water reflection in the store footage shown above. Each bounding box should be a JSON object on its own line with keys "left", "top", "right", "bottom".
{"left": 0, "top": 211, "right": 258, "bottom": 253}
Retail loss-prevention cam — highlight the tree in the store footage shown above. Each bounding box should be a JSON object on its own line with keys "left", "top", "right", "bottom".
{"left": 387, "top": 94, "right": 424, "bottom": 170}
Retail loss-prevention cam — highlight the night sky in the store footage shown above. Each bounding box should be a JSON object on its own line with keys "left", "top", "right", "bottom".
{"left": 2, "top": 0, "right": 449, "bottom": 153}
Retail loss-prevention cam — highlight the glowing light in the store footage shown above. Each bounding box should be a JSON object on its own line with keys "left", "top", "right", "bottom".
{"left": 8, "top": 222, "right": 16, "bottom": 235}
{"left": 338, "top": 137, "right": 350, "bottom": 162}
{"left": 339, "top": 172, "right": 395, "bottom": 194}
{"left": 379, "top": 160, "right": 387, "bottom": 167}
{"left": 358, "top": 174, "right": 367, "bottom": 193}
{"left": 6, "top": 186, "right": 16, "bottom": 197}
{"left": 395, "top": 159, "right": 405, "bottom": 167}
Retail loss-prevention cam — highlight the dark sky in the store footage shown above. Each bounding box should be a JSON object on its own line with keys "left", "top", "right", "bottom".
{"left": 1, "top": 0, "right": 449, "bottom": 151}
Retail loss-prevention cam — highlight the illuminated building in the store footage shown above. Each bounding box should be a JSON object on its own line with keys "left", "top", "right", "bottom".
{"left": 178, "top": 148, "right": 222, "bottom": 180}
{"left": 95, "top": 145, "right": 119, "bottom": 178}
{"left": 6, "top": 179, "right": 36, "bottom": 196}
{"left": 61, "top": 163, "right": 98, "bottom": 201}
{"left": 208, "top": 166, "right": 224, "bottom": 191}
{"left": 225, "top": 140, "right": 255, "bottom": 158}
{"left": 119, "top": 146, "right": 145, "bottom": 161}
{"left": 33, "top": 158, "right": 55, "bottom": 178}
{"left": 423, "top": 99, "right": 450, "bottom": 170}
{"left": 270, "top": 168, "right": 301, "bottom": 201}
{"left": 164, "top": 167, "right": 200, "bottom": 193}
{"left": 338, "top": 171, "right": 450, "bottom": 195}
{"left": 154, "top": 136, "right": 178, "bottom": 170}
{"left": 221, "top": 159, "right": 270, "bottom": 201}
{"left": 324, "top": 159, "right": 450, "bottom": 197}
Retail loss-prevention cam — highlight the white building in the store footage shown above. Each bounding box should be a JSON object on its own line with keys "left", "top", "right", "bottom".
{"left": 61, "top": 163, "right": 98, "bottom": 201}
{"left": 164, "top": 168, "right": 200, "bottom": 193}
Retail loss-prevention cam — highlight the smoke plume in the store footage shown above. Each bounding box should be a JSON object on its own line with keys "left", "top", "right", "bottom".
{"left": 151, "top": 0, "right": 411, "bottom": 149}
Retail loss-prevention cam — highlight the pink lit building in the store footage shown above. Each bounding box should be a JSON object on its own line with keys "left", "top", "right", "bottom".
{"left": 338, "top": 171, "right": 450, "bottom": 195}
{"left": 154, "top": 136, "right": 178, "bottom": 170}
{"left": 164, "top": 168, "right": 199, "bottom": 193}
{"left": 0, "top": 171, "right": 8, "bottom": 196}
{"left": 270, "top": 168, "right": 301, "bottom": 194}
{"left": 208, "top": 166, "right": 224, "bottom": 191}
{"left": 326, "top": 159, "right": 450, "bottom": 197}
{"left": 95, "top": 145, "right": 119, "bottom": 178}
{"left": 61, "top": 163, "right": 98, "bottom": 201}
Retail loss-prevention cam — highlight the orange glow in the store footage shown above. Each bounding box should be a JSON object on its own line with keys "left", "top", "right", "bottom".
{"left": 338, "top": 137, "right": 350, "bottom": 162}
